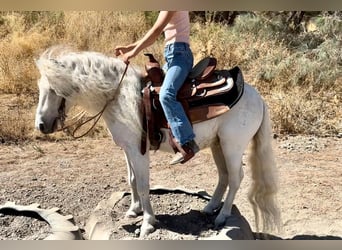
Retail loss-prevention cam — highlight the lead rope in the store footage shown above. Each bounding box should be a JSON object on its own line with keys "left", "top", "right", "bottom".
{"left": 59, "top": 62, "right": 130, "bottom": 139}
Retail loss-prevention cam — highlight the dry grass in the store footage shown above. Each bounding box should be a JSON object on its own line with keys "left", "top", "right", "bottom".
{"left": 0, "top": 95, "right": 36, "bottom": 142}
{"left": 0, "top": 11, "right": 340, "bottom": 142}
{"left": 190, "top": 13, "right": 341, "bottom": 136}
{"left": 62, "top": 11, "right": 148, "bottom": 53}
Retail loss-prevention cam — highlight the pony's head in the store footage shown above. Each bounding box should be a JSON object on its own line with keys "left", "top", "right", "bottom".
{"left": 34, "top": 45, "right": 144, "bottom": 136}
{"left": 35, "top": 74, "right": 71, "bottom": 134}
{"left": 34, "top": 46, "right": 75, "bottom": 134}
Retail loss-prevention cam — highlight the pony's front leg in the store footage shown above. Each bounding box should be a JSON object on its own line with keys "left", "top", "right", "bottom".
{"left": 124, "top": 152, "right": 143, "bottom": 218}
{"left": 123, "top": 148, "right": 156, "bottom": 237}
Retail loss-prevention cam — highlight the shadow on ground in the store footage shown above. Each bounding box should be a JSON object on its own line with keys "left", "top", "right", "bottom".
{"left": 256, "top": 233, "right": 342, "bottom": 240}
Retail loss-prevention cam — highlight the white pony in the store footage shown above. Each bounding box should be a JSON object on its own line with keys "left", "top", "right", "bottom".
{"left": 35, "top": 46, "right": 281, "bottom": 237}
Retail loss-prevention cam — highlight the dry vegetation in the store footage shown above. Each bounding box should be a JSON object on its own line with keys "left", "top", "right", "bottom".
{"left": 0, "top": 11, "right": 341, "bottom": 142}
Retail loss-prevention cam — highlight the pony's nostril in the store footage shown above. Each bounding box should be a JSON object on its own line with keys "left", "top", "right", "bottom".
{"left": 39, "top": 123, "right": 45, "bottom": 132}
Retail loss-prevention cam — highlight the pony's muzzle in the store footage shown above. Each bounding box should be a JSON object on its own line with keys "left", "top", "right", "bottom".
{"left": 38, "top": 122, "right": 50, "bottom": 134}
{"left": 37, "top": 120, "right": 56, "bottom": 134}
{"left": 38, "top": 123, "right": 46, "bottom": 133}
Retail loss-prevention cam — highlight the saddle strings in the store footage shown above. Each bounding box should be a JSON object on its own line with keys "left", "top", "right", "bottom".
{"left": 59, "top": 62, "right": 130, "bottom": 139}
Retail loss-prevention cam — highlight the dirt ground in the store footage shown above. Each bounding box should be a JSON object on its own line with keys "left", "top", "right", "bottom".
{"left": 0, "top": 134, "right": 341, "bottom": 240}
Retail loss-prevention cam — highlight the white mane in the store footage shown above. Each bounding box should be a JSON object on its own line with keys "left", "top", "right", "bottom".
{"left": 36, "top": 45, "right": 143, "bottom": 133}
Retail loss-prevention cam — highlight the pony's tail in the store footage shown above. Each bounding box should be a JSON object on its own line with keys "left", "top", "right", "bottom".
{"left": 248, "top": 102, "right": 281, "bottom": 234}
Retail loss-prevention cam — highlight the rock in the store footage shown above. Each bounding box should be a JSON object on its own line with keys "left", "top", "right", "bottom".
{"left": 202, "top": 205, "right": 254, "bottom": 240}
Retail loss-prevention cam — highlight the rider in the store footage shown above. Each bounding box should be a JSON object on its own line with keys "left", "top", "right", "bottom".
{"left": 115, "top": 11, "right": 199, "bottom": 165}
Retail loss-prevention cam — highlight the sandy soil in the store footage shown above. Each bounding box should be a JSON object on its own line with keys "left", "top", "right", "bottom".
{"left": 0, "top": 135, "right": 341, "bottom": 240}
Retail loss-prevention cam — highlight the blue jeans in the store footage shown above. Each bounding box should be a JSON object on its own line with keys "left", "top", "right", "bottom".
{"left": 160, "top": 42, "right": 195, "bottom": 145}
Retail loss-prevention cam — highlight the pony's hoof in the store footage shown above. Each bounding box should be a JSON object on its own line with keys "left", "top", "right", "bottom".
{"left": 202, "top": 204, "right": 219, "bottom": 215}
{"left": 201, "top": 208, "right": 214, "bottom": 215}
{"left": 214, "top": 214, "right": 228, "bottom": 229}
{"left": 139, "top": 223, "right": 155, "bottom": 238}
{"left": 125, "top": 210, "right": 142, "bottom": 218}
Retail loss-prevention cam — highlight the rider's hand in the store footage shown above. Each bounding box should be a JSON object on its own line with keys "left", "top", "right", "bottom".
{"left": 114, "top": 46, "right": 127, "bottom": 57}
{"left": 114, "top": 46, "right": 135, "bottom": 65}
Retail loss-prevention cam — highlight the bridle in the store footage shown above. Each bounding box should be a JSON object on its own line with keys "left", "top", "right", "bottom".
{"left": 56, "top": 62, "right": 129, "bottom": 139}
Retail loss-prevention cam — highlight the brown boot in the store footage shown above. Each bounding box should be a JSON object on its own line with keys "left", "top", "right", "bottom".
{"left": 170, "top": 140, "right": 200, "bottom": 165}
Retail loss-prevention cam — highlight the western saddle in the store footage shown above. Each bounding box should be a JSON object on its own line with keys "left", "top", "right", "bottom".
{"left": 140, "top": 53, "right": 244, "bottom": 154}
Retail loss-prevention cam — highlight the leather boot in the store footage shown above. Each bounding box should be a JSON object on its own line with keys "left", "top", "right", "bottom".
{"left": 170, "top": 139, "right": 200, "bottom": 165}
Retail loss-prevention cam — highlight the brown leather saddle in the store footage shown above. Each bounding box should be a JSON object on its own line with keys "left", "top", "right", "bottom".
{"left": 140, "top": 53, "right": 244, "bottom": 154}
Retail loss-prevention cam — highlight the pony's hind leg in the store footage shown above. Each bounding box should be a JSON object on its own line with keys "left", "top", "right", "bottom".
{"left": 214, "top": 146, "right": 244, "bottom": 228}
{"left": 202, "top": 141, "right": 229, "bottom": 214}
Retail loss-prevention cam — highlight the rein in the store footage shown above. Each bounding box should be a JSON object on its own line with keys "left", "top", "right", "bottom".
{"left": 57, "top": 62, "right": 130, "bottom": 139}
